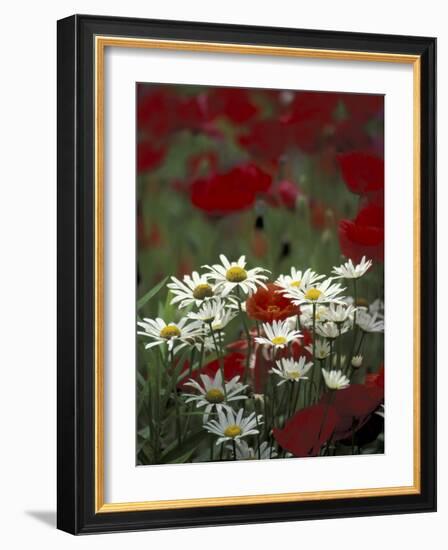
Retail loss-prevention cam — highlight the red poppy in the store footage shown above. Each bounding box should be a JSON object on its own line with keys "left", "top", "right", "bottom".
{"left": 283, "top": 91, "right": 339, "bottom": 154}
{"left": 337, "top": 151, "right": 384, "bottom": 195}
{"left": 137, "top": 141, "right": 166, "bottom": 173}
{"left": 177, "top": 352, "right": 246, "bottom": 389}
{"left": 246, "top": 283, "right": 300, "bottom": 323}
{"left": 239, "top": 119, "right": 290, "bottom": 164}
{"left": 339, "top": 202, "right": 384, "bottom": 263}
{"left": 206, "top": 88, "right": 259, "bottom": 124}
{"left": 190, "top": 163, "right": 272, "bottom": 214}
{"left": 365, "top": 365, "right": 385, "bottom": 390}
{"left": 273, "top": 403, "right": 340, "bottom": 457}
{"left": 137, "top": 88, "right": 176, "bottom": 138}
{"left": 342, "top": 94, "right": 383, "bottom": 124}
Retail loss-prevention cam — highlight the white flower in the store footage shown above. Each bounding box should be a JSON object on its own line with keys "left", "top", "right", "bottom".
{"left": 322, "top": 369, "right": 350, "bottom": 390}
{"left": 351, "top": 355, "right": 363, "bottom": 368}
{"left": 376, "top": 404, "right": 385, "bottom": 418}
{"left": 316, "top": 321, "right": 348, "bottom": 339}
{"left": 300, "top": 304, "right": 329, "bottom": 327}
{"left": 226, "top": 296, "right": 247, "bottom": 312}
{"left": 282, "top": 277, "right": 346, "bottom": 307}
{"left": 326, "top": 303, "right": 357, "bottom": 324}
{"left": 369, "top": 298, "right": 384, "bottom": 319}
{"left": 270, "top": 357, "right": 313, "bottom": 386}
{"left": 332, "top": 256, "right": 372, "bottom": 279}
{"left": 356, "top": 309, "right": 384, "bottom": 333}
{"left": 227, "top": 440, "right": 277, "bottom": 460}
{"left": 183, "top": 370, "right": 247, "bottom": 421}
{"left": 137, "top": 317, "right": 203, "bottom": 353}
{"left": 204, "top": 407, "right": 262, "bottom": 446}
{"left": 305, "top": 339, "right": 331, "bottom": 360}
{"left": 255, "top": 319, "right": 302, "bottom": 349}
{"left": 275, "top": 267, "right": 324, "bottom": 291}
{"left": 188, "top": 298, "right": 237, "bottom": 330}
{"left": 193, "top": 335, "right": 219, "bottom": 353}
{"left": 203, "top": 254, "right": 269, "bottom": 297}
{"left": 167, "top": 271, "right": 218, "bottom": 308}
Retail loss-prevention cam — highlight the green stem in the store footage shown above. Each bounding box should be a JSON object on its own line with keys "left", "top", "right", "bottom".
{"left": 338, "top": 325, "right": 342, "bottom": 371}
{"left": 208, "top": 323, "right": 227, "bottom": 400}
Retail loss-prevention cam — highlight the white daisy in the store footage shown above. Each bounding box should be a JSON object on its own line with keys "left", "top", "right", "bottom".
{"left": 351, "top": 355, "right": 363, "bottom": 368}
{"left": 203, "top": 254, "right": 269, "bottom": 297}
{"left": 226, "top": 296, "right": 247, "bottom": 312}
{"left": 300, "top": 304, "right": 329, "bottom": 327}
{"left": 322, "top": 369, "right": 350, "bottom": 390}
{"left": 275, "top": 267, "right": 324, "bottom": 291}
{"left": 305, "top": 339, "right": 331, "bottom": 360}
{"left": 137, "top": 317, "right": 203, "bottom": 353}
{"left": 356, "top": 309, "right": 384, "bottom": 333}
{"left": 316, "top": 321, "right": 349, "bottom": 339}
{"left": 332, "top": 256, "right": 372, "bottom": 279}
{"left": 188, "top": 298, "right": 237, "bottom": 330}
{"left": 183, "top": 370, "right": 247, "bottom": 421}
{"left": 282, "top": 277, "right": 346, "bottom": 307}
{"left": 326, "top": 303, "right": 356, "bottom": 324}
{"left": 227, "top": 440, "right": 277, "bottom": 460}
{"left": 167, "top": 271, "right": 218, "bottom": 308}
{"left": 270, "top": 357, "right": 313, "bottom": 386}
{"left": 204, "top": 407, "right": 262, "bottom": 446}
{"left": 255, "top": 319, "right": 302, "bottom": 349}
{"left": 369, "top": 298, "right": 384, "bottom": 319}
{"left": 193, "top": 334, "right": 220, "bottom": 353}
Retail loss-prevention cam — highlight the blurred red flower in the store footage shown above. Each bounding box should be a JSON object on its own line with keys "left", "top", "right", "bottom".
{"left": 207, "top": 88, "right": 259, "bottom": 124}
{"left": 273, "top": 403, "right": 340, "bottom": 457}
{"left": 337, "top": 151, "right": 384, "bottom": 195}
{"left": 267, "top": 180, "right": 302, "bottom": 209}
{"left": 339, "top": 202, "right": 384, "bottom": 263}
{"left": 365, "top": 365, "right": 385, "bottom": 390}
{"left": 246, "top": 283, "right": 299, "bottom": 323}
{"left": 239, "top": 119, "right": 290, "bottom": 164}
{"left": 342, "top": 94, "right": 383, "bottom": 124}
{"left": 137, "top": 141, "right": 166, "bottom": 173}
{"left": 190, "top": 163, "right": 272, "bottom": 214}
{"left": 320, "top": 383, "right": 384, "bottom": 440}
{"left": 283, "top": 91, "right": 339, "bottom": 154}
{"left": 137, "top": 88, "right": 177, "bottom": 138}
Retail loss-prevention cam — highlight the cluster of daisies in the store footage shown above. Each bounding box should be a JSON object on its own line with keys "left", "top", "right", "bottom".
{"left": 138, "top": 254, "right": 383, "bottom": 460}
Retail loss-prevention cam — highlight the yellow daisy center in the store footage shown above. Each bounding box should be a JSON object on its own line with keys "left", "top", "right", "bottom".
{"left": 290, "top": 280, "right": 301, "bottom": 287}
{"left": 226, "top": 266, "right": 248, "bottom": 283}
{"left": 160, "top": 325, "right": 181, "bottom": 339}
{"left": 205, "top": 388, "right": 225, "bottom": 404}
{"left": 224, "top": 424, "right": 242, "bottom": 438}
{"left": 267, "top": 305, "right": 280, "bottom": 313}
{"left": 305, "top": 288, "right": 322, "bottom": 301}
{"left": 271, "top": 336, "right": 287, "bottom": 346}
{"left": 193, "top": 283, "right": 214, "bottom": 300}
{"left": 288, "top": 371, "right": 301, "bottom": 380}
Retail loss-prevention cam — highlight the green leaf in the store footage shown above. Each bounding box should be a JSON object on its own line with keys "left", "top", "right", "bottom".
{"left": 137, "top": 276, "right": 168, "bottom": 311}
{"left": 160, "top": 430, "right": 206, "bottom": 464}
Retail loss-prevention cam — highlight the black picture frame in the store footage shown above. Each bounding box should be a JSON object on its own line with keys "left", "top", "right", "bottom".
{"left": 57, "top": 14, "right": 436, "bottom": 534}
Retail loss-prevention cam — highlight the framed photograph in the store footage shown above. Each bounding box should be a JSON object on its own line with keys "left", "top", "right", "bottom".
{"left": 57, "top": 14, "right": 436, "bottom": 534}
